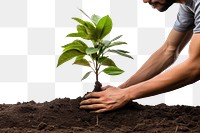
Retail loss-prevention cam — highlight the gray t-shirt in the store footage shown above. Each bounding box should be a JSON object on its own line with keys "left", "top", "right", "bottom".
{"left": 173, "top": 0, "right": 200, "bottom": 33}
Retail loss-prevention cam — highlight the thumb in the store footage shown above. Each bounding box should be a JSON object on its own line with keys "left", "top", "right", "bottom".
{"left": 101, "top": 85, "right": 112, "bottom": 91}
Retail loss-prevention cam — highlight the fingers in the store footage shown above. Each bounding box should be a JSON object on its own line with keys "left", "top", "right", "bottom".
{"left": 80, "top": 104, "right": 106, "bottom": 110}
{"left": 80, "top": 95, "right": 108, "bottom": 113}
{"left": 80, "top": 86, "right": 116, "bottom": 113}
{"left": 80, "top": 98, "right": 101, "bottom": 105}
{"left": 84, "top": 91, "right": 102, "bottom": 99}
{"left": 101, "top": 85, "right": 112, "bottom": 91}
{"left": 90, "top": 109, "right": 107, "bottom": 113}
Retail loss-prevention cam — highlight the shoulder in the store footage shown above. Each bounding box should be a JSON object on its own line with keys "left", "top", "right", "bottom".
{"left": 173, "top": 4, "right": 195, "bottom": 32}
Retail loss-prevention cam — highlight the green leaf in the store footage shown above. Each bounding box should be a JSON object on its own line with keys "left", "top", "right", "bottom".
{"left": 109, "top": 50, "right": 133, "bottom": 59}
{"left": 111, "top": 35, "right": 123, "bottom": 42}
{"left": 92, "top": 41, "right": 98, "bottom": 47}
{"left": 117, "top": 50, "right": 130, "bottom": 53}
{"left": 101, "top": 35, "right": 124, "bottom": 51}
{"left": 73, "top": 17, "right": 95, "bottom": 34}
{"left": 103, "top": 66, "right": 124, "bottom": 75}
{"left": 96, "top": 15, "right": 112, "bottom": 40}
{"left": 100, "top": 40, "right": 111, "bottom": 53}
{"left": 62, "top": 40, "right": 88, "bottom": 53}
{"left": 102, "top": 40, "right": 111, "bottom": 46}
{"left": 67, "top": 32, "right": 84, "bottom": 37}
{"left": 84, "top": 21, "right": 96, "bottom": 38}
{"left": 67, "top": 20, "right": 96, "bottom": 40}
{"left": 101, "top": 35, "right": 123, "bottom": 47}
{"left": 72, "top": 17, "right": 85, "bottom": 25}
{"left": 107, "top": 41, "right": 127, "bottom": 48}
{"left": 91, "top": 14, "right": 101, "bottom": 25}
{"left": 81, "top": 71, "right": 93, "bottom": 81}
{"left": 73, "top": 57, "right": 90, "bottom": 67}
{"left": 98, "top": 56, "right": 107, "bottom": 63}
{"left": 97, "top": 43, "right": 106, "bottom": 55}
{"left": 101, "top": 41, "right": 127, "bottom": 54}
{"left": 86, "top": 47, "right": 99, "bottom": 54}
{"left": 75, "top": 55, "right": 85, "bottom": 60}
{"left": 67, "top": 32, "right": 90, "bottom": 40}
{"left": 57, "top": 50, "right": 85, "bottom": 67}
{"left": 62, "top": 39, "right": 88, "bottom": 48}
{"left": 91, "top": 53, "right": 97, "bottom": 59}
{"left": 77, "top": 25, "right": 87, "bottom": 34}
{"left": 98, "top": 57, "right": 116, "bottom": 67}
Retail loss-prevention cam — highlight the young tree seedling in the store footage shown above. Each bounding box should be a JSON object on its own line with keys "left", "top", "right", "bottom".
{"left": 57, "top": 9, "right": 133, "bottom": 92}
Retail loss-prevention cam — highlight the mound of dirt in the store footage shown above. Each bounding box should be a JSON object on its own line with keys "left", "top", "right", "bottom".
{"left": 0, "top": 97, "right": 199, "bottom": 133}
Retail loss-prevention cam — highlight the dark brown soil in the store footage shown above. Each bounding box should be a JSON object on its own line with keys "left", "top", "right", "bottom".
{"left": 0, "top": 97, "right": 200, "bottom": 133}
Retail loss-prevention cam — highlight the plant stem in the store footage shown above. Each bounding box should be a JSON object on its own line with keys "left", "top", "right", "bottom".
{"left": 95, "top": 59, "right": 98, "bottom": 82}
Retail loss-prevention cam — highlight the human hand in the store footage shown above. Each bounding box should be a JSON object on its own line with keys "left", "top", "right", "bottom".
{"left": 80, "top": 86, "right": 130, "bottom": 113}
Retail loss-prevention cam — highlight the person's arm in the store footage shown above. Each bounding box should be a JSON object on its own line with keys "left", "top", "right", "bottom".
{"left": 80, "top": 31, "right": 198, "bottom": 113}
{"left": 119, "top": 29, "right": 193, "bottom": 89}
{"left": 126, "top": 33, "right": 200, "bottom": 101}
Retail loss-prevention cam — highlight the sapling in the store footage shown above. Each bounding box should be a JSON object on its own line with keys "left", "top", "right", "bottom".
{"left": 57, "top": 9, "right": 133, "bottom": 92}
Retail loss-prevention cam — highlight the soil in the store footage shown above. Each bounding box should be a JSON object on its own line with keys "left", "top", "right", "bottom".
{"left": 0, "top": 97, "right": 200, "bottom": 133}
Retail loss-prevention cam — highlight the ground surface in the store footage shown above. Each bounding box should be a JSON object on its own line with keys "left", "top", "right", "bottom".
{"left": 0, "top": 97, "right": 200, "bottom": 133}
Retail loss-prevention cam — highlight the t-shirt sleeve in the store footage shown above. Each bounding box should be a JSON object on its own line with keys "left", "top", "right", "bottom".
{"left": 194, "top": 2, "right": 200, "bottom": 33}
{"left": 173, "top": 5, "right": 195, "bottom": 32}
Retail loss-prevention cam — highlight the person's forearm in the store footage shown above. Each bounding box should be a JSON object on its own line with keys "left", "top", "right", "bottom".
{"left": 125, "top": 58, "right": 200, "bottom": 100}
{"left": 119, "top": 30, "right": 193, "bottom": 89}
{"left": 119, "top": 45, "right": 177, "bottom": 88}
